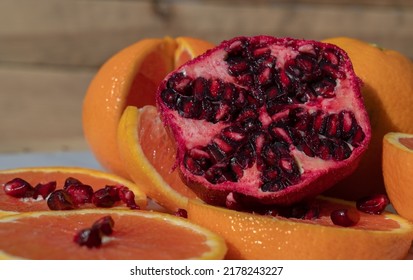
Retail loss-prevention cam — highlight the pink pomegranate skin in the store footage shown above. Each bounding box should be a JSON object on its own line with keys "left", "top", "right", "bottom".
{"left": 156, "top": 36, "right": 371, "bottom": 207}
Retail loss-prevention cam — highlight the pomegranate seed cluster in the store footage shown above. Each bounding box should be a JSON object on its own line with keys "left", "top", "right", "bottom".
{"left": 157, "top": 36, "right": 371, "bottom": 206}
{"left": 2, "top": 177, "right": 140, "bottom": 210}
{"left": 73, "top": 216, "right": 115, "bottom": 248}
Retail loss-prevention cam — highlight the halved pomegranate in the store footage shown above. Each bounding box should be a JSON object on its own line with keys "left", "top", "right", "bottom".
{"left": 156, "top": 36, "right": 371, "bottom": 207}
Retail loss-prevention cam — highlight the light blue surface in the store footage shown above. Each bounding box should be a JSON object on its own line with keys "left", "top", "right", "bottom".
{"left": 0, "top": 151, "right": 103, "bottom": 170}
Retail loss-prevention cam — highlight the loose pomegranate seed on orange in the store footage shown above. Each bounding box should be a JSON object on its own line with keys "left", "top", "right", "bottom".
{"left": 330, "top": 208, "right": 360, "bottom": 227}
{"left": 3, "top": 178, "right": 36, "bottom": 198}
{"left": 356, "top": 194, "right": 390, "bottom": 215}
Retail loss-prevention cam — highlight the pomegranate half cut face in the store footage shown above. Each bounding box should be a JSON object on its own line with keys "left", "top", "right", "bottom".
{"left": 156, "top": 36, "right": 371, "bottom": 207}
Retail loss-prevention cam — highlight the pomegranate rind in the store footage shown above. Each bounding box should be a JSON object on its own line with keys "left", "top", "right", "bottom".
{"left": 0, "top": 209, "right": 227, "bottom": 260}
{"left": 187, "top": 196, "right": 413, "bottom": 260}
{"left": 0, "top": 166, "right": 148, "bottom": 214}
{"left": 156, "top": 36, "right": 371, "bottom": 206}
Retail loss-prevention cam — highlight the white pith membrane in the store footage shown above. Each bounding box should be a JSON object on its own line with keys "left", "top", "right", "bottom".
{"left": 158, "top": 37, "right": 370, "bottom": 204}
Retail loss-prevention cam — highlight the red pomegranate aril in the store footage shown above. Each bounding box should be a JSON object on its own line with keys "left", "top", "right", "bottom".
{"left": 34, "top": 181, "right": 57, "bottom": 199}
{"left": 118, "top": 186, "right": 140, "bottom": 210}
{"left": 3, "top": 178, "right": 35, "bottom": 198}
{"left": 157, "top": 35, "right": 371, "bottom": 206}
{"left": 103, "top": 185, "right": 121, "bottom": 202}
{"left": 66, "top": 184, "right": 94, "bottom": 206}
{"left": 63, "top": 177, "right": 83, "bottom": 190}
{"left": 92, "top": 188, "right": 116, "bottom": 208}
{"left": 74, "top": 215, "right": 115, "bottom": 248}
{"left": 92, "top": 215, "right": 115, "bottom": 235}
{"left": 174, "top": 208, "right": 188, "bottom": 218}
{"left": 73, "top": 227, "right": 102, "bottom": 248}
{"left": 304, "top": 206, "right": 320, "bottom": 220}
{"left": 356, "top": 194, "right": 390, "bottom": 215}
{"left": 330, "top": 208, "right": 360, "bottom": 227}
{"left": 47, "top": 190, "right": 75, "bottom": 210}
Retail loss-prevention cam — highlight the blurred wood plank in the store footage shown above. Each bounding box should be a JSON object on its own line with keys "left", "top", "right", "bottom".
{"left": 0, "top": 65, "right": 94, "bottom": 153}
{"left": 0, "top": 0, "right": 412, "bottom": 69}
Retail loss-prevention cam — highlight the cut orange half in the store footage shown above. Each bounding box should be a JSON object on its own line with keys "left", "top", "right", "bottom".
{"left": 187, "top": 196, "right": 413, "bottom": 260}
{"left": 0, "top": 166, "right": 147, "bottom": 216}
{"left": 0, "top": 209, "right": 227, "bottom": 260}
{"left": 118, "top": 105, "right": 199, "bottom": 211}
{"left": 82, "top": 37, "right": 214, "bottom": 178}
{"left": 383, "top": 132, "right": 413, "bottom": 222}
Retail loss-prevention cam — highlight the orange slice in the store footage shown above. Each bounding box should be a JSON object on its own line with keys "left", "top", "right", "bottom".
{"left": 82, "top": 37, "right": 214, "bottom": 178}
{"left": 187, "top": 197, "right": 413, "bottom": 259}
{"left": 383, "top": 132, "right": 413, "bottom": 222}
{"left": 0, "top": 209, "right": 227, "bottom": 260}
{"left": 0, "top": 166, "right": 147, "bottom": 215}
{"left": 118, "top": 105, "right": 198, "bottom": 211}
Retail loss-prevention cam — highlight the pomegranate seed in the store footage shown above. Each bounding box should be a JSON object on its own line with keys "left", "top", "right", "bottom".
{"left": 118, "top": 186, "right": 140, "bottom": 210}
{"left": 92, "top": 216, "right": 115, "bottom": 235}
{"left": 92, "top": 188, "right": 116, "bottom": 208}
{"left": 3, "top": 178, "right": 35, "bottom": 198}
{"left": 104, "top": 185, "right": 121, "bottom": 202}
{"left": 73, "top": 215, "right": 115, "bottom": 248}
{"left": 330, "top": 208, "right": 360, "bottom": 227}
{"left": 47, "top": 190, "right": 75, "bottom": 210}
{"left": 303, "top": 205, "right": 320, "bottom": 220}
{"left": 34, "top": 181, "right": 57, "bottom": 199}
{"left": 73, "top": 227, "right": 102, "bottom": 248}
{"left": 174, "top": 208, "right": 188, "bottom": 218}
{"left": 66, "top": 184, "right": 94, "bottom": 206}
{"left": 356, "top": 194, "right": 390, "bottom": 215}
{"left": 63, "top": 177, "right": 83, "bottom": 190}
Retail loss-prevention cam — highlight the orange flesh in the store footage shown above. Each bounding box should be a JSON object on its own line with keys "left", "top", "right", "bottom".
{"left": 0, "top": 171, "right": 131, "bottom": 212}
{"left": 0, "top": 212, "right": 209, "bottom": 259}
{"left": 139, "top": 107, "right": 198, "bottom": 199}
{"left": 400, "top": 137, "right": 413, "bottom": 150}
{"left": 176, "top": 50, "right": 192, "bottom": 67}
{"left": 127, "top": 50, "right": 172, "bottom": 108}
{"left": 261, "top": 198, "right": 400, "bottom": 231}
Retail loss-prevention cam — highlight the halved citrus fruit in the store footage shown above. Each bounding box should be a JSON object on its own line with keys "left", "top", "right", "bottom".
{"left": 0, "top": 209, "right": 227, "bottom": 260}
{"left": 82, "top": 37, "right": 214, "bottom": 178}
{"left": 0, "top": 166, "right": 147, "bottom": 215}
{"left": 383, "top": 132, "right": 413, "bottom": 222}
{"left": 322, "top": 37, "right": 413, "bottom": 200}
{"left": 187, "top": 196, "right": 413, "bottom": 259}
{"left": 118, "top": 105, "right": 199, "bottom": 211}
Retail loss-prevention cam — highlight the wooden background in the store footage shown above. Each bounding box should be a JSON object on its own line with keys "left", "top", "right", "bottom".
{"left": 1, "top": 0, "right": 412, "bottom": 154}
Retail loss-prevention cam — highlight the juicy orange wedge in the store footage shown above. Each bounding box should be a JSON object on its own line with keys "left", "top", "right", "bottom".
{"left": 383, "top": 132, "right": 413, "bottom": 222}
{"left": 82, "top": 37, "right": 214, "bottom": 178}
{"left": 117, "top": 105, "right": 199, "bottom": 211}
{"left": 187, "top": 196, "right": 413, "bottom": 260}
{"left": 0, "top": 209, "right": 227, "bottom": 260}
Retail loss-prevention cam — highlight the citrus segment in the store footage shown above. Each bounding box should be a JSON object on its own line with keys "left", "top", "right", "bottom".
{"left": 118, "top": 105, "right": 199, "bottom": 211}
{"left": 0, "top": 209, "right": 227, "bottom": 260}
{"left": 383, "top": 132, "right": 413, "bottom": 222}
{"left": 187, "top": 197, "right": 413, "bottom": 259}
{"left": 322, "top": 37, "right": 413, "bottom": 199}
{"left": 0, "top": 166, "right": 147, "bottom": 214}
{"left": 82, "top": 37, "right": 214, "bottom": 178}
